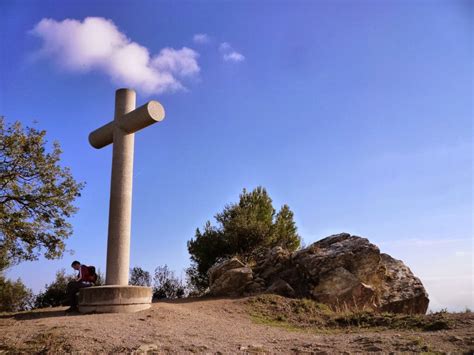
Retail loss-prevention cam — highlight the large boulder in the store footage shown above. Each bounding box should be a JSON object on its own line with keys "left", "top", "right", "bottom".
{"left": 206, "top": 233, "right": 430, "bottom": 314}
{"left": 290, "top": 233, "right": 429, "bottom": 314}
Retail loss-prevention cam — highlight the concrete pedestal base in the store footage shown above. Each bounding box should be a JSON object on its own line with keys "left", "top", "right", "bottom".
{"left": 78, "top": 285, "right": 152, "bottom": 313}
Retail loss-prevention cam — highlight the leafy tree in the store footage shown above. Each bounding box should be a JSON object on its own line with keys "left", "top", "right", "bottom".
{"left": 0, "top": 117, "right": 84, "bottom": 270}
{"left": 187, "top": 186, "right": 301, "bottom": 293}
{"left": 0, "top": 274, "right": 34, "bottom": 312}
{"left": 130, "top": 266, "right": 151, "bottom": 286}
{"left": 153, "top": 265, "right": 185, "bottom": 300}
{"left": 0, "top": 248, "right": 8, "bottom": 273}
{"left": 34, "top": 269, "right": 75, "bottom": 308}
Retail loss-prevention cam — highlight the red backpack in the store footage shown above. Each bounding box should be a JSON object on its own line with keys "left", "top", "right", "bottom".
{"left": 82, "top": 265, "right": 98, "bottom": 283}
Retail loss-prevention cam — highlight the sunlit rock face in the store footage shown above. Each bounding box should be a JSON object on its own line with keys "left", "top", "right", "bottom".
{"left": 208, "top": 258, "right": 253, "bottom": 296}
{"left": 378, "top": 253, "right": 430, "bottom": 314}
{"left": 208, "top": 233, "right": 429, "bottom": 314}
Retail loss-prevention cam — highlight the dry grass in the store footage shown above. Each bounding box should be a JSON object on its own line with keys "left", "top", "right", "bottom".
{"left": 245, "top": 294, "right": 452, "bottom": 332}
{"left": 0, "top": 328, "right": 72, "bottom": 353}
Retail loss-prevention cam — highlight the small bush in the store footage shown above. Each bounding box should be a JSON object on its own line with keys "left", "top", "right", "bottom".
{"left": 422, "top": 319, "right": 451, "bottom": 331}
{"left": 153, "top": 265, "right": 186, "bottom": 300}
{"left": 95, "top": 269, "right": 105, "bottom": 286}
{"left": 0, "top": 275, "right": 34, "bottom": 312}
{"left": 34, "top": 269, "right": 75, "bottom": 308}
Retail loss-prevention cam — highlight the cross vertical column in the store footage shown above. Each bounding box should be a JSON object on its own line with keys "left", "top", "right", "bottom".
{"left": 105, "top": 88, "right": 136, "bottom": 285}
{"left": 83, "top": 88, "right": 164, "bottom": 313}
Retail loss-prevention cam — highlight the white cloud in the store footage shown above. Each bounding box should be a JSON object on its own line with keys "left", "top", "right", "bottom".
{"left": 219, "top": 42, "right": 245, "bottom": 63}
{"left": 153, "top": 47, "right": 199, "bottom": 77}
{"left": 223, "top": 51, "right": 245, "bottom": 62}
{"left": 193, "top": 33, "right": 210, "bottom": 44}
{"left": 30, "top": 17, "right": 200, "bottom": 95}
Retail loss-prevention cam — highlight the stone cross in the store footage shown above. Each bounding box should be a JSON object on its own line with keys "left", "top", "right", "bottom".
{"left": 89, "top": 88, "right": 165, "bottom": 286}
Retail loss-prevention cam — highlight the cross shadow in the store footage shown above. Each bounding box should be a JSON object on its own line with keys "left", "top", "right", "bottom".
{"left": 0, "top": 296, "right": 247, "bottom": 320}
{"left": 0, "top": 308, "right": 83, "bottom": 320}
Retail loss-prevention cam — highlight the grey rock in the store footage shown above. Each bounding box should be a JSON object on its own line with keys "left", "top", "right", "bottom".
{"left": 244, "top": 281, "right": 265, "bottom": 294}
{"left": 208, "top": 257, "right": 246, "bottom": 285}
{"left": 135, "top": 344, "right": 159, "bottom": 354}
{"left": 209, "top": 266, "right": 253, "bottom": 296}
{"left": 310, "top": 267, "right": 377, "bottom": 309}
{"left": 378, "top": 253, "right": 429, "bottom": 314}
{"left": 266, "top": 278, "right": 296, "bottom": 297}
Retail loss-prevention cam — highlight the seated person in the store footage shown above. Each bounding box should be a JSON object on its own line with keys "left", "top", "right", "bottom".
{"left": 66, "top": 260, "right": 96, "bottom": 313}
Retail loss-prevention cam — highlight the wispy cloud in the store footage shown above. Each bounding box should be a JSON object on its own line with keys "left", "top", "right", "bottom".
{"left": 219, "top": 42, "right": 232, "bottom": 52}
{"left": 223, "top": 52, "right": 245, "bottom": 62}
{"left": 30, "top": 17, "right": 200, "bottom": 95}
{"left": 219, "top": 42, "right": 245, "bottom": 63}
{"left": 193, "top": 33, "right": 210, "bottom": 44}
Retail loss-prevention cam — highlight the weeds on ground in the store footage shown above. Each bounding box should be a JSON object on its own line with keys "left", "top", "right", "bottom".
{"left": 0, "top": 330, "right": 72, "bottom": 353}
{"left": 246, "top": 294, "right": 452, "bottom": 332}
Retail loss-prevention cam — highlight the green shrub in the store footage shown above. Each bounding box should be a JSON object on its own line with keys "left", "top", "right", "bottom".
{"left": 0, "top": 274, "right": 34, "bottom": 312}
{"left": 34, "top": 269, "right": 75, "bottom": 308}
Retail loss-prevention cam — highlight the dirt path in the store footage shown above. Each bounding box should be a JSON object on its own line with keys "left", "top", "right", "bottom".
{"left": 0, "top": 297, "right": 473, "bottom": 353}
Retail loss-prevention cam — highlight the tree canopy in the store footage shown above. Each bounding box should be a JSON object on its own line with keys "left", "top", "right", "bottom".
{"left": 129, "top": 266, "right": 152, "bottom": 287}
{"left": 0, "top": 117, "right": 84, "bottom": 270}
{"left": 187, "top": 186, "right": 301, "bottom": 292}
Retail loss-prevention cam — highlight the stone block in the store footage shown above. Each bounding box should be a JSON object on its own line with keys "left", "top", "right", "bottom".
{"left": 78, "top": 285, "right": 152, "bottom": 313}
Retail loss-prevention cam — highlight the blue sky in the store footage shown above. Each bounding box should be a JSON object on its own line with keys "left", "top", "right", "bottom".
{"left": 1, "top": 0, "right": 472, "bottom": 311}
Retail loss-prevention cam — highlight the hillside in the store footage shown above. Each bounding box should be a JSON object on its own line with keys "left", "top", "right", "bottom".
{"left": 0, "top": 295, "right": 472, "bottom": 353}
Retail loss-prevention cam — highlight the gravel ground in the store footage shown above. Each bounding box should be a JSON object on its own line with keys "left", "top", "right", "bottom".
{"left": 0, "top": 296, "right": 473, "bottom": 353}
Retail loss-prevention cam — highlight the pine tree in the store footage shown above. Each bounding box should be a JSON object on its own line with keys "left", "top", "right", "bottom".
{"left": 273, "top": 204, "right": 301, "bottom": 251}
{"left": 186, "top": 186, "right": 301, "bottom": 293}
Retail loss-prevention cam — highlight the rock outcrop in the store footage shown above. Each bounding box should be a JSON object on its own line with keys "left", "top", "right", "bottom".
{"left": 207, "top": 233, "right": 429, "bottom": 314}
{"left": 208, "top": 258, "right": 253, "bottom": 296}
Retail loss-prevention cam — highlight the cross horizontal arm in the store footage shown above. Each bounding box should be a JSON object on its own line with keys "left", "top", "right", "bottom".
{"left": 89, "top": 101, "right": 165, "bottom": 149}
